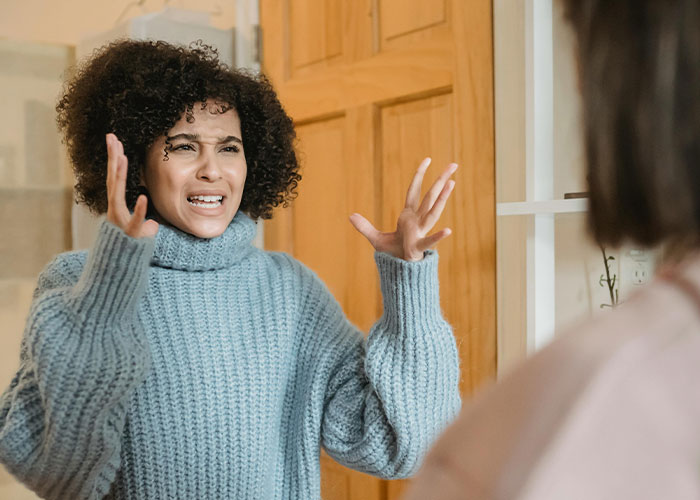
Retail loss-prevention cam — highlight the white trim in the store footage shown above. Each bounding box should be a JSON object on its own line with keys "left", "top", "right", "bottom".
{"left": 525, "top": 0, "right": 554, "bottom": 203}
{"left": 497, "top": 198, "right": 588, "bottom": 216}
{"left": 527, "top": 214, "right": 555, "bottom": 351}
{"left": 525, "top": 0, "right": 556, "bottom": 352}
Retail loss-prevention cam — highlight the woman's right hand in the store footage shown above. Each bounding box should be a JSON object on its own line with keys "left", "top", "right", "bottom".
{"left": 105, "top": 133, "right": 159, "bottom": 238}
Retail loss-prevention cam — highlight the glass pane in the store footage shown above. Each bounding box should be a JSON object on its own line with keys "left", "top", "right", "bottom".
{"left": 552, "top": 0, "right": 586, "bottom": 200}
{"left": 495, "top": 0, "right": 586, "bottom": 205}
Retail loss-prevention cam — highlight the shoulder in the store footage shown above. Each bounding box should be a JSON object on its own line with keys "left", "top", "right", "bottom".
{"left": 554, "top": 274, "right": 700, "bottom": 372}
{"left": 555, "top": 274, "right": 700, "bottom": 409}
{"left": 460, "top": 274, "right": 697, "bottom": 450}
{"left": 504, "top": 276, "right": 698, "bottom": 400}
{"left": 513, "top": 279, "right": 700, "bottom": 497}
{"left": 34, "top": 250, "right": 88, "bottom": 297}
{"left": 422, "top": 277, "right": 697, "bottom": 497}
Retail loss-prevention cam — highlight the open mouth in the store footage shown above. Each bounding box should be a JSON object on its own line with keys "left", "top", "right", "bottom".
{"left": 187, "top": 195, "right": 224, "bottom": 208}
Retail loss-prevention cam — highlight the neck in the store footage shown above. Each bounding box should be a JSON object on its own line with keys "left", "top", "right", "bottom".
{"left": 150, "top": 211, "right": 257, "bottom": 271}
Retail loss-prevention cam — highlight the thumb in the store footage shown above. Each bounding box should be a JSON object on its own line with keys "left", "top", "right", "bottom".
{"left": 142, "top": 219, "right": 160, "bottom": 238}
{"left": 417, "top": 227, "right": 452, "bottom": 252}
{"left": 349, "top": 213, "right": 380, "bottom": 246}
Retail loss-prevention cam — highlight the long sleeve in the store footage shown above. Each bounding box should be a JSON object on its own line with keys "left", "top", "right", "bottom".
{"left": 297, "top": 250, "right": 461, "bottom": 479}
{"left": 0, "top": 220, "right": 155, "bottom": 500}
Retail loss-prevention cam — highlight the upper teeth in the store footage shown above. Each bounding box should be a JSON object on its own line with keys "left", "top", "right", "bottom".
{"left": 189, "top": 195, "right": 223, "bottom": 202}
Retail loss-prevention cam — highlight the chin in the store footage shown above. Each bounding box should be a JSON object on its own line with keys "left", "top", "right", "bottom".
{"left": 165, "top": 216, "right": 230, "bottom": 239}
{"left": 157, "top": 207, "right": 237, "bottom": 239}
{"left": 188, "top": 223, "right": 229, "bottom": 239}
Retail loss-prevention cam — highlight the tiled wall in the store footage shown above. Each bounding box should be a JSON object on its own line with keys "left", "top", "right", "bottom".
{"left": 0, "top": 40, "right": 74, "bottom": 499}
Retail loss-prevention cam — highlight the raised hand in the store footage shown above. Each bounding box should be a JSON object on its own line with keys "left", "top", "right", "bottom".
{"left": 105, "top": 133, "right": 159, "bottom": 239}
{"left": 350, "top": 157, "right": 456, "bottom": 262}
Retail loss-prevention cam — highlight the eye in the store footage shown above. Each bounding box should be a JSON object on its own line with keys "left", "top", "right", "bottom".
{"left": 220, "top": 145, "right": 241, "bottom": 153}
{"left": 171, "top": 143, "right": 195, "bottom": 152}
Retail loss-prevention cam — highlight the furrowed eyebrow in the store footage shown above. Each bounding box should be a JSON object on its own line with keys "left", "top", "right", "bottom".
{"left": 166, "top": 133, "right": 243, "bottom": 145}
{"left": 219, "top": 136, "right": 243, "bottom": 145}
{"left": 166, "top": 133, "right": 199, "bottom": 142}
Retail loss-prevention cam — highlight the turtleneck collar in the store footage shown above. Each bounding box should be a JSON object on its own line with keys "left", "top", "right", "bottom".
{"left": 151, "top": 212, "right": 257, "bottom": 271}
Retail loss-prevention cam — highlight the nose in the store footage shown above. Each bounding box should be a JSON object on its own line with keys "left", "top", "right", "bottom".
{"left": 196, "top": 150, "right": 222, "bottom": 182}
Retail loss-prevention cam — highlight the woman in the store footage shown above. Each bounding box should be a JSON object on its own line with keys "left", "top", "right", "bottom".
{"left": 404, "top": 1, "right": 700, "bottom": 499}
{"left": 0, "top": 40, "right": 461, "bottom": 499}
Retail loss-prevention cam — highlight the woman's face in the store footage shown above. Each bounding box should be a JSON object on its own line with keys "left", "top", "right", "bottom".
{"left": 143, "top": 101, "right": 247, "bottom": 239}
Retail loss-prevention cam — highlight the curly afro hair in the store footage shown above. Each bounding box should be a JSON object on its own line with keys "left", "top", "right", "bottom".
{"left": 56, "top": 39, "right": 300, "bottom": 220}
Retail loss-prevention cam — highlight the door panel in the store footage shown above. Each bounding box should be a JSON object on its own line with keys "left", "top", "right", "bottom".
{"left": 289, "top": 0, "right": 343, "bottom": 75}
{"left": 293, "top": 116, "right": 348, "bottom": 302}
{"left": 379, "top": 0, "right": 447, "bottom": 39}
{"left": 261, "top": 1, "right": 496, "bottom": 498}
{"left": 378, "top": 0, "right": 450, "bottom": 51}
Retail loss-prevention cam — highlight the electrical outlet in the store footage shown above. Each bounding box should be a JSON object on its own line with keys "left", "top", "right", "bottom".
{"left": 619, "top": 248, "right": 655, "bottom": 301}
{"left": 631, "top": 262, "right": 649, "bottom": 285}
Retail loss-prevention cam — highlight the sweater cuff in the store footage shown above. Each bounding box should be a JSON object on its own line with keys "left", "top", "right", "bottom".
{"left": 67, "top": 220, "right": 155, "bottom": 324}
{"left": 374, "top": 250, "right": 442, "bottom": 328}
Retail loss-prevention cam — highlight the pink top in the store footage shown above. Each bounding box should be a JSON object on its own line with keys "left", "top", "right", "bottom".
{"left": 403, "top": 255, "right": 700, "bottom": 500}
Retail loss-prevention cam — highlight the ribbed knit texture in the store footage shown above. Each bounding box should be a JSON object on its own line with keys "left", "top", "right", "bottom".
{"left": 0, "top": 211, "right": 461, "bottom": 500}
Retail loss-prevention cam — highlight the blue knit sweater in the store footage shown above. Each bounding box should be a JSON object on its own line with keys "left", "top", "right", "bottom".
{"left": 0, "top": 212, "right": 461, "bottom": 499}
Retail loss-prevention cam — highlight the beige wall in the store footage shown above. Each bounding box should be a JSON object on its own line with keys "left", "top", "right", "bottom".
{"left": 494, "top": 0, "right": 528, "bottom": 373}
{"left": 0, "top": 2, "right": 237, "bottom": 496}
{"left": 0, "top": 39, "right": 74, "bottom": 500}
{"left": 1, "top": 0, "right": 236, "bottom": 46}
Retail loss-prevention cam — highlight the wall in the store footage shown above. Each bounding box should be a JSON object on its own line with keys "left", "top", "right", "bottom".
{"left": 1, "top": 0, "right": 236, "bottom": 46}
{"left": 0, "top": 38, "right": 73, "bottom": 500}
{"left": 0, "top": 2, "right": 238, "bottom": 497}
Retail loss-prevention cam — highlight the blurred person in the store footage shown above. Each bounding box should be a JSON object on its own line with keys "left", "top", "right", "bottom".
{"left": 404, "top": 1, "right": 700, "bottom": 499}
{"left": 0, "top": 39, "right": 461, "bottom": 500}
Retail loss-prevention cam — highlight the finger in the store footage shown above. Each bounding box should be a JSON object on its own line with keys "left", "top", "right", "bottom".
{"left": 107, "top": 134, "right": 125, "bottom": 183}
{"left": 349, "top": 213, "right": 381, "bottom": 246}
{"left": 106, "top": 134, "right": 128, "bottom": 216}
{"left": 421, "top": 179, "right": 455, "bottom": 231}
{"left": 106, "top": 134, "right": 117, "bottom": 197}
{"left": 106, "top": 134, "right": 127, "bottom": 226}
{"left": 112, "top": 152, "right": 131, "bottom": 223}
{"left": 418, "top": 162, "right": 458, "bottom": 215}
{"left": 417, "top": 228, "right": 452, "bottom": 252}
{"left": 404, "top": 157, "right": 432, "bottom": 210}
{"left": 142, "top": 219, "right": 160, "bottom": 237}
{"left": 126, "top": 195, "right": 147, "bottom": 235}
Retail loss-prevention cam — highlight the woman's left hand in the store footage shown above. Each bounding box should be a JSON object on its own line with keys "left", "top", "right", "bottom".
{"left": 350, "top": 157, "right": 457, "bottom": 262}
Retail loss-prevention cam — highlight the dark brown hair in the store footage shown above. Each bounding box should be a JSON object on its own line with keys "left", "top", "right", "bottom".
{"left": 562, "top": 0, "right": 700, "bottom": 248}
{"left": 57, "top": 39, "right": 300, "bottom": 220}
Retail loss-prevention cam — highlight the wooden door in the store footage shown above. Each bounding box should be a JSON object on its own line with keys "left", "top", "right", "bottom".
{"left": 260, "top": 1, "right": 496, "bottom": 498}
